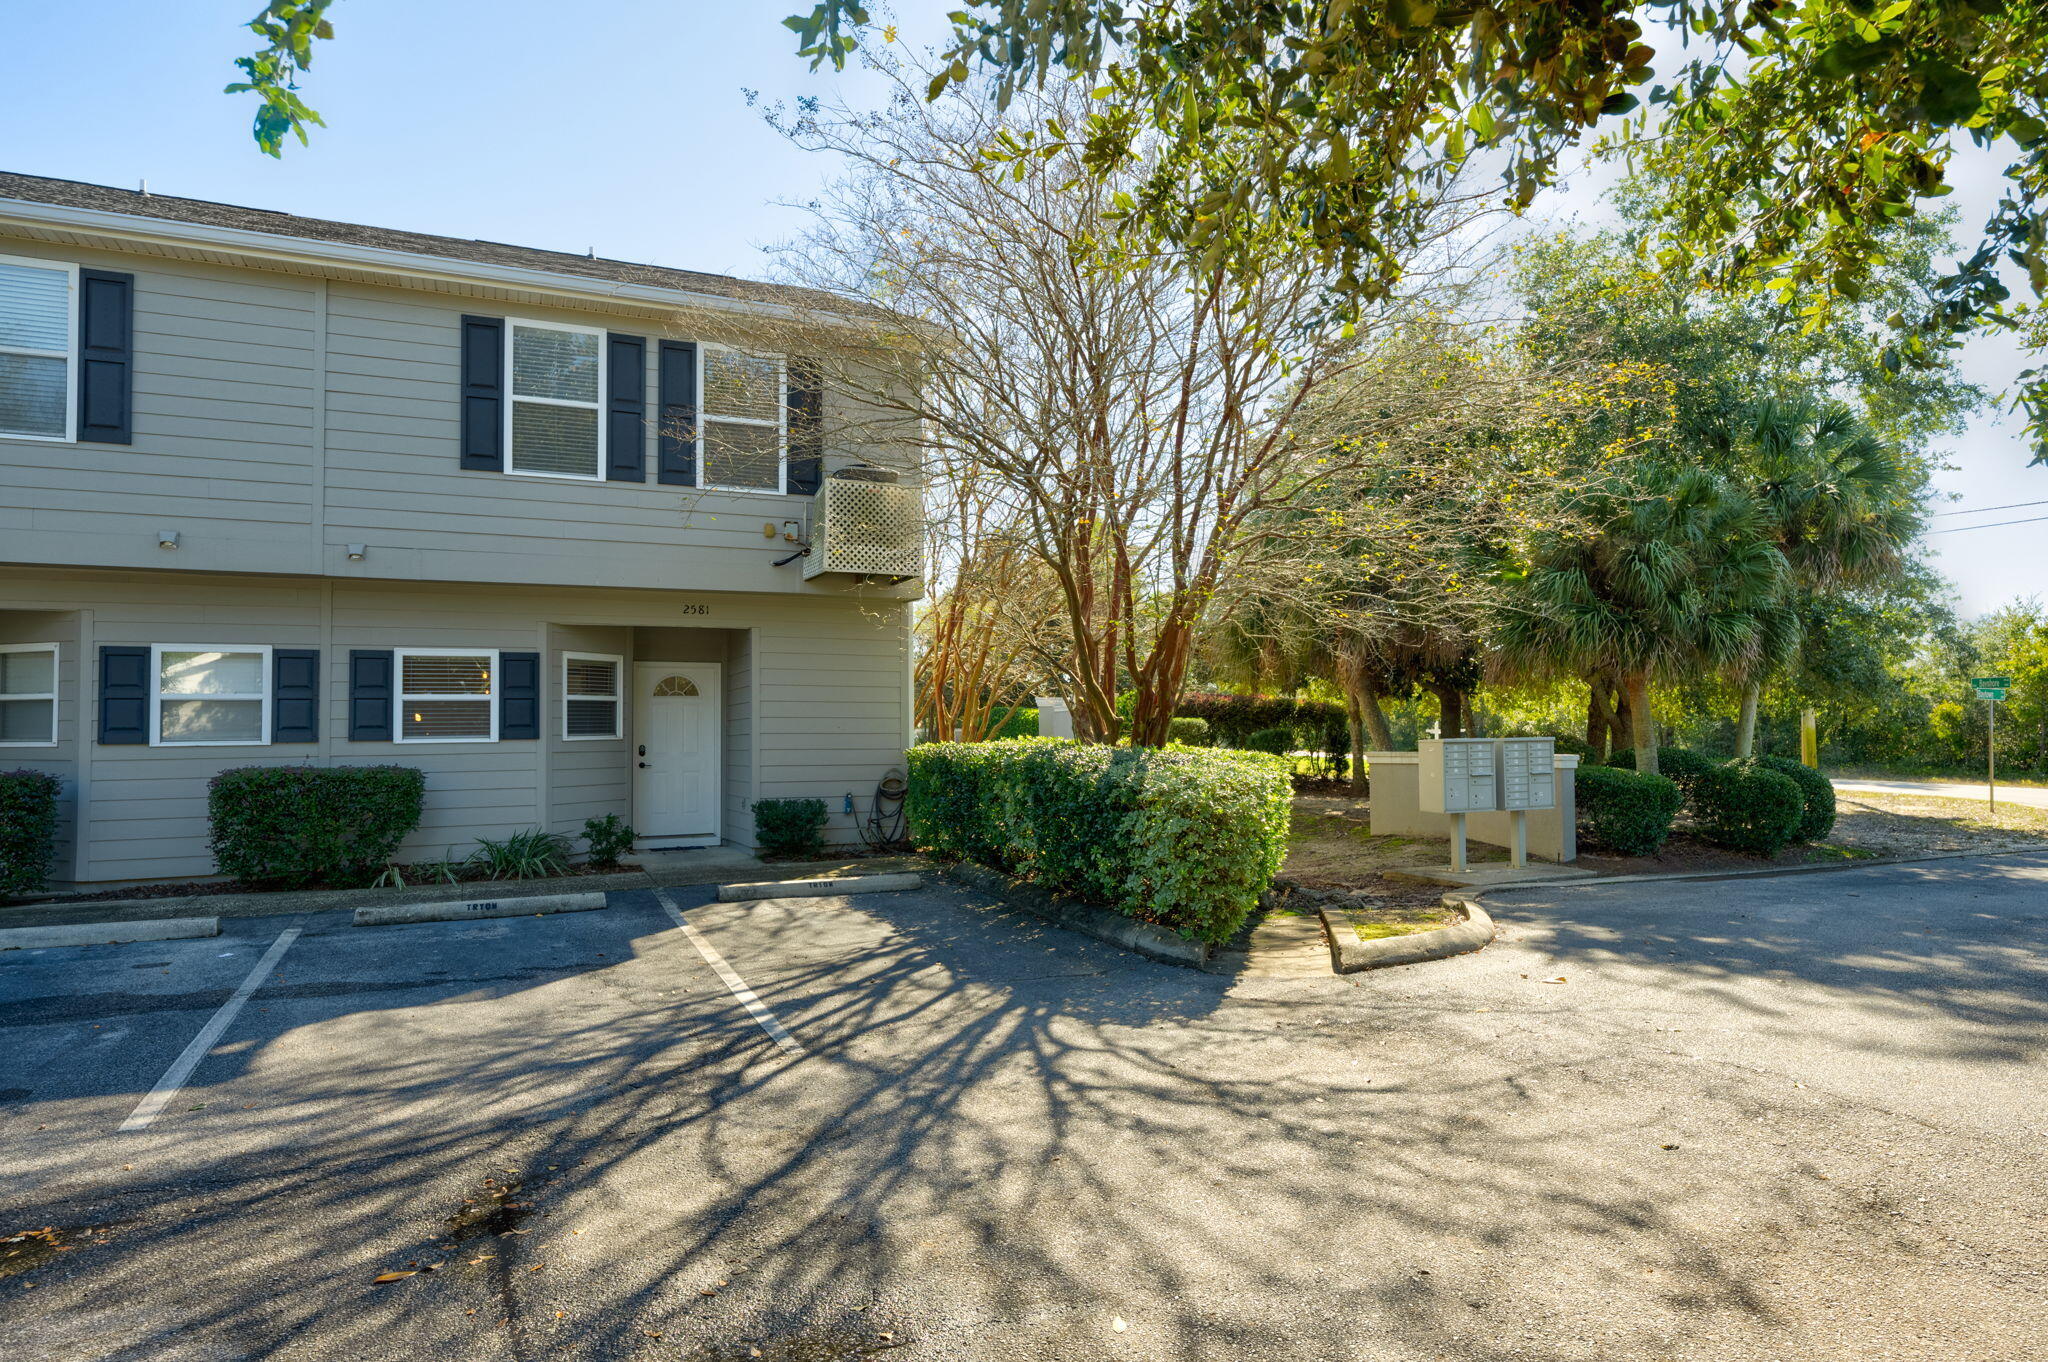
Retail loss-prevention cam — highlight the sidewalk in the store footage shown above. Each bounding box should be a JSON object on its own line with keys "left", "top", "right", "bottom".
{"left": 1834, "top": 778, "right": 2048, "bottom": 810}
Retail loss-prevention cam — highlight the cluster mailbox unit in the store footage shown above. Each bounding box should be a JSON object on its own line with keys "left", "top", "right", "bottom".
{"left": 1418, "top": 736, "right": 1558, "bottom": 871}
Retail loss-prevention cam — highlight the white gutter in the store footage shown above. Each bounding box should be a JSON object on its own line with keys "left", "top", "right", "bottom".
{"left": 0, "top": 196, "right": 808, "bottom": 322}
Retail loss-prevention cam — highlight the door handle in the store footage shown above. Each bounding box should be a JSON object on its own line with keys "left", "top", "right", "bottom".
{"left": 638, "top": 761, "right": 651, "bottom": 769}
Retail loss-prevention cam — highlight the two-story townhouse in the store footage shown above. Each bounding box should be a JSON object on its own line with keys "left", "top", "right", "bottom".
{"left": 0, "top": 172, "right": 921, "bottom": 887}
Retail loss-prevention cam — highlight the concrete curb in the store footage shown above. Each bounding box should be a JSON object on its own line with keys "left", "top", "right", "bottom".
{"left": 0, "top": 916, "right": 220, "bottom": 951}
{"left": 1317, "top": 895, "right": 1495, "bottom": 974}
{"left": 716, "top": 872, "right": 924, "bottom": 903}
{"left": 1478, "top": 842, "right": 2048, "bottom": 897}
{"left": 352, "top": 892, "right": 608, "bottom": 927}
{"left": 940, "top": 863, "right": 1211, "bottom": 969}
{"left": 0, "top": 855, "right": 930, "bottom": 932}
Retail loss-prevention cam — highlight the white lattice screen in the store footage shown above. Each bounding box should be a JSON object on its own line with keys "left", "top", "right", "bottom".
{"left": 805, "top": 477, "right": 924, "bottom": 579}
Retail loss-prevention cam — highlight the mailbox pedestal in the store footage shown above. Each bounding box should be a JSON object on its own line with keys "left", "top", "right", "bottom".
{"left": 1418, "top": 739, "right": 1498, "bottom": 872}
{"left": 1418, "top": 737, "right": 1559, "bottom": 870}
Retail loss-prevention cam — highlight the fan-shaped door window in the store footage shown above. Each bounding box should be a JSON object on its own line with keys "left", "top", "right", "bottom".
{"left": 651, "top": 675, "right": 699, "bottom": 697}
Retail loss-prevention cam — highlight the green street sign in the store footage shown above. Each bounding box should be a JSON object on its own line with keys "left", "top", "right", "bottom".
{"left": 1972, "top": 676, "right": 2012, "bottom": 688}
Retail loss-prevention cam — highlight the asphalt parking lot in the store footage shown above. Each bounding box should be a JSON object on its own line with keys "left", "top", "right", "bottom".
{"left": 3, "top": 858, "right": 2046, "bottom": 1361}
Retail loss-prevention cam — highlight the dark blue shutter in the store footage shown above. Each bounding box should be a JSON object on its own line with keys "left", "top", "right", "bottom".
{"left": 657, "top": 340, "right": 698, "bottom": 486}
{"left": 606, "top": 333, "right": 647, "bottom": 481}
{"left": 348, "top": 650, "right": 394, "bottom": 741}
{"left": 77, "top": 270, "right": 134, "bottom": 444}
{"left": 97, "top": 645, "right": 149, "bottom": 745}
{"left": 459, "top": 315, "right": 504, "bottom": 471}
{"left": 273, "top": 649, "right": 320, "bottom": 743}
{"left": 786, "top": 358, "right": 823, "bottom": 496}
{"left": 499, "top": 651, "right": 540, "bottom": 740}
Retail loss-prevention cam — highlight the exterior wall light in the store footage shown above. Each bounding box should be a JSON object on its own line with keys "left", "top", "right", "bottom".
{"left": 157, "top": 530, "right": 179, "bottom": 550}
{"left": 346, "top": 544, "right": 367, "bottom": 561}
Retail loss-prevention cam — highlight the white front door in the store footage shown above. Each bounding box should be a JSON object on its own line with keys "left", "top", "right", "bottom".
{"left": 634, "top": 662, "right": 721, "bottom": 847}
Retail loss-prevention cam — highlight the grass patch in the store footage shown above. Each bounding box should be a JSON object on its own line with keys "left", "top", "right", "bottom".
{"left": 1341, "top": 904, "right": 1456, "bottom": 941}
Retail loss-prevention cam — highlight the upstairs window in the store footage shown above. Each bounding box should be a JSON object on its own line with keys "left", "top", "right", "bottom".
{"left": 507, "top": 320, "right": 603, "bottom": 479}
{"left": 0, "top": 256, "right": 75, "bottom": 442}
{"left": 397, "top": 649, "right": 497, "bottom": 742}
{"left": 561, "top": 653, "right": 622, "bottom": 740}
{"left": 153, "top": 646, "right": 270, "bottom": 746}
{"left": 700, "top": 347, "right": 784, "bottom": 492}
{"left": 0, "top": 643, "right": 58, "bottom": 746}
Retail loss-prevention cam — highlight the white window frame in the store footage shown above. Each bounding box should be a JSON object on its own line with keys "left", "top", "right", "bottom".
{"left": 149, "top": 644, "right": 272, "bottom": 748}
{"left": 560, "top": 651, "right": 624, "bottom": 741}
{"left": 503, "top": 317, "right": 606, "bottom": 482}
{"left": 394, "top": 647, "right": 499, "bottom": 744}
{"left": 0, "top": 253, "right": 79, "bottom": 444}
{"left": 697, "top": 344, "right": 786, "bottom": 495}
{"left": 0, "top": 642, "right": 59, "bottom": 747}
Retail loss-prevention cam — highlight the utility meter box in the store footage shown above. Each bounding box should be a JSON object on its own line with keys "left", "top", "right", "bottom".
{"left": 1499, "top": 737, "right": 1557, "bottom": 811}
{"left": 1418, "top": 738, "right": 1500, "bottom": 813}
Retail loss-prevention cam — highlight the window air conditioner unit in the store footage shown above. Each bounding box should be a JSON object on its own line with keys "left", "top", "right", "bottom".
{"left": 803, "top": 469, "right": 924, "bottom": 581}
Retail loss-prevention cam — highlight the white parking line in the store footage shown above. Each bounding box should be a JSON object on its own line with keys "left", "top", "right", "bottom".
{"left": 655, "top": 890, "right": 805, "bottom": 1057}
{"left": 118, "top": 927, "right": 302, "bottom": 1132}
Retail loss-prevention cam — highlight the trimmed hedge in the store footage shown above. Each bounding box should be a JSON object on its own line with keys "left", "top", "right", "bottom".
{"left": 989, "top": 707, "right": 1039, "bottom": 740}
{"left": 1744, "top": 754, "right": 1836, "bottom": 842}
{"left": 208, "top": 765, "right": 426, "bottom": 889}
{"left": 1689, "top": 763, "right": 1804, "bottom": 856}
{"left": 1174, "top": 693, "right": 1346, "bottom": 756}
{"left": 1575, "top": 764, "right": 1683, "bottom": 856}
{"left": 907, "top": 739, "right": 1293, "bottom": 944}
{"left": 754, "top": 797, "right": 830, "bottom": 858}
{"left": 1245, "top": 725, "right": 1293, "bottom": 755}
{"left": 1165, "top": 716, "right": 1211, "bottom": 746}
{"left": 0, "top": 768, "right": 62, "bottom": 897}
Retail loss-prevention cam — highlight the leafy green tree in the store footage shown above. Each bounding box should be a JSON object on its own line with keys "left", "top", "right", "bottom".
{"left": 1495, "top": 466, "right": 1790, "bottom": 777}
{"left": 1716, "top": 397, "right": 1923, "bottom": 756}
{"left": 779, "top": 2, "right": 2048, "bottom": 455}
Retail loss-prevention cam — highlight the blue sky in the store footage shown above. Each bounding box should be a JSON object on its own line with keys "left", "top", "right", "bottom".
{"left": 1, "top": 1, "right": 2040, "bottom": 616}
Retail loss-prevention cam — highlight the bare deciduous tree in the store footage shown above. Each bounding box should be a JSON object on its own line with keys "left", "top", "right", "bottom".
{"left": 755, "top": 64, "right": 1537, "bottom": 745}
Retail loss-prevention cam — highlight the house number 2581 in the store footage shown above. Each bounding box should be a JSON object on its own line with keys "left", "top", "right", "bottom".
{"left": 674, "top": 604, "right": 710, "bottom": 616}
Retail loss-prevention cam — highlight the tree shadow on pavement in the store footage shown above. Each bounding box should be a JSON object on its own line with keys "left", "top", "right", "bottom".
{"left": 8, "top": 872, "right": 1997, "bottom": 1361}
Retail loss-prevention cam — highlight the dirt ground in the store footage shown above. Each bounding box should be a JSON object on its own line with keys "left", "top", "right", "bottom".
{"left": 1282, "top": 787, "right": 2048, "bottom": 887}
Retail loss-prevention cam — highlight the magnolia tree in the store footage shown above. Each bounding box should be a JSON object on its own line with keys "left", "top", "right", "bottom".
{"left": 755, "top": 67, "right": 1536, "bottom": 746}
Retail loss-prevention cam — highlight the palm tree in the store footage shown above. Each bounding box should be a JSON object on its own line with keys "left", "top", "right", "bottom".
{"left": 1495, "top": 465, "right": 1790, "bottom": 777}
{"left": 1717, "top": 398, "right": 1922, "bottom": 756}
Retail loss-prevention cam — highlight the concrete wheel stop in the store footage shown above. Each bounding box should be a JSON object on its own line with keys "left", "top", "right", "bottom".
{"left": 716, "top": 872, "right": 924, "bottom": 903}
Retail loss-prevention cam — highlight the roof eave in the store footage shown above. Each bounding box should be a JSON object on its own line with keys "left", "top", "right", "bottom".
{"left": 0, "top": 195, "right": 810, "bottom": 322}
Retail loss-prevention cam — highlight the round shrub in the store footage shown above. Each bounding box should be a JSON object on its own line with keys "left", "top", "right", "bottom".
{"left": 1689, "top": 763, "right": 1804, "bottom": 857}
{"left": 1607, "top": 746, "right": 1716, "bottom": 797}
{"left": 1244, "top": 726, "right": 1293, "bottom": 756}
{"left": 1550, "top": 733, "right": 1596, "bottom": 759}
{"left": 1744, "top": 754, "right": 1836, "bottom": 842}
{"left": 1575, "top": 764, "right": 1682, "bottom": 856}
{"left": 753, "top": 797, "right": 830, "bottom": 859}
{"left": 1165, "top": 716, "right": 1211, "bottom": 746}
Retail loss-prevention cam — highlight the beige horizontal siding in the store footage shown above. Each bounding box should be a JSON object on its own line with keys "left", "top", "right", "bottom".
{"left": 0, "top": 570, "right": 906, "bottom": 882}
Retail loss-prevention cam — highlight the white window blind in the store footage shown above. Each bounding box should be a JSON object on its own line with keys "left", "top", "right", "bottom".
{"left": 561, "top": 653, "right": 621, "bottom": 740}
{"left": 0, "top": 643, "right": 57, "bottom": 745}
{"left": 507, "top": 322, "right": 602, "bottom": 479}
{"left": 0, "top": 257, "right": 74, "bottom": 441}
{"left": 154, "top": 646, "right": 269, "bottom": 745}
{"left": 398, "top": 649, "right": 497, "bottom": 742}
{"left": 700, "top": 348, "right": 783, "bottom": 492}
